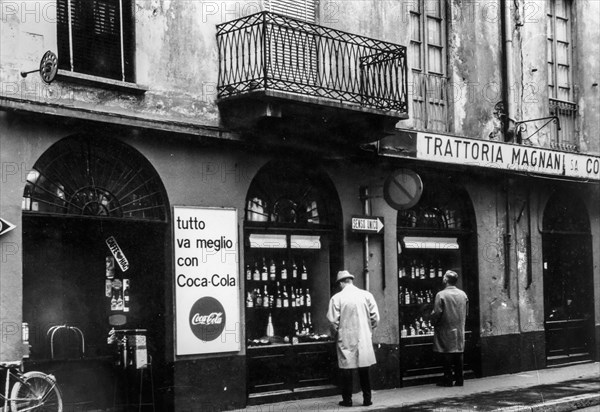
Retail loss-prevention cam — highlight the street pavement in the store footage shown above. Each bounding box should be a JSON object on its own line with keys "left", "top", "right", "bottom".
{"left": 229, "top": 362, "right": 600, "bottom": 411}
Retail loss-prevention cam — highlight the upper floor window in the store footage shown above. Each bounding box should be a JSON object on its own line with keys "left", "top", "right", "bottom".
{"left": 547, "top": 0, "right": 578, "bottom": 151}
{"left": 409, "top": 0, "right": 448, "bottom": 132}
{"left": 547, "top": 0, "right": 573, "bottom": 102}
{"left": 57, "top": 0, "right": 135, "bottom": 82}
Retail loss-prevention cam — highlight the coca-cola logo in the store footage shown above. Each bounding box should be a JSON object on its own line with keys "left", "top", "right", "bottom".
{"left": 189, "top": 297, "right": 226, "bottom": 341}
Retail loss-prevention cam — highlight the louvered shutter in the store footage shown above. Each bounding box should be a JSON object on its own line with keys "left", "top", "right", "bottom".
{"left": 56, "top": 0, "right": 134, "bottom": 82}
{"left": 264, "top": 0, "right": 318, "bottom": 92}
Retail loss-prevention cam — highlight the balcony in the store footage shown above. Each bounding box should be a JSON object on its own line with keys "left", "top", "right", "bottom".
{"left": 549, "top": 98, "right": 579, "bottom": 152}
{"left": 216, "top": 12, "right": 408, "bottom": 144}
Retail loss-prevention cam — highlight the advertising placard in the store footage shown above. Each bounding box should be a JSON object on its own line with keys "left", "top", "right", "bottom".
{"left": 173, "top": 206, "right": 240, "bottom": 355}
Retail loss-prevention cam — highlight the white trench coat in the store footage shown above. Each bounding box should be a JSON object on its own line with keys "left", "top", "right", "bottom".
{"left": 327, "top": 283, "right": 380, "bottom": 369}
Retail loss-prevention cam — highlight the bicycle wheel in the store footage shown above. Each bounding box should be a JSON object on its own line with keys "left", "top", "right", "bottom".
{"left": 10, "top": 371, "right": 63, "bottom": 412}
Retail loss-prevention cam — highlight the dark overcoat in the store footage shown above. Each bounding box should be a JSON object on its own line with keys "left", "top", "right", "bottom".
{"left": 431, "top": 285, "right": 468, "bottom": 353}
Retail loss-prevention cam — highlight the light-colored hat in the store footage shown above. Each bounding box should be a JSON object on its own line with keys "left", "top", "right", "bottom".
{"left": 336, "top": 270, "right": 355, "bottom": 283}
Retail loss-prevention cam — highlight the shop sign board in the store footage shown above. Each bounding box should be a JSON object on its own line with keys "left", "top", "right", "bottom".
{"left": 173, "top": 206, "right": 240, "bottom": 356}
{"left": 0, "top": 217, "right": 16, "bottom": 237}
{"left": 416, "top": 132, "right": 600, "bottom": 181}
{"left": 351, "top": 216, "right": 384, "bottom": 234}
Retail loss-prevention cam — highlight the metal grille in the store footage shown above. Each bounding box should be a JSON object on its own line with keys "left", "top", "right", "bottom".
{"left": 411, "top": 71, "right": 448, "bottom": 131}
{"left": 217, "top": 12, "right": 408, "bottom": 114}
{"left": 22, "top": 136, "right": 167, "bottom": 222}
{"left": 549, "top": 98, "right": 579, "bottom": 152}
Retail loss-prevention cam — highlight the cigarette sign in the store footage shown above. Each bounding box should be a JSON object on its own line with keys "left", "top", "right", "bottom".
{"left": 351, "top": 216, "right": 384, "bottom": 234}
{"left": 105, "top": 236, "right": 129, "bottom": 272}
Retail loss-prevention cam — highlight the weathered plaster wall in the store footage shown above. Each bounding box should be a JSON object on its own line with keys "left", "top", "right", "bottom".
{"left": 575, "top": 1, "right": 600, "bottom": 154}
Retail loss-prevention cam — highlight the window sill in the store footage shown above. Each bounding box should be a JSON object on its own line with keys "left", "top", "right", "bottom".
{"left": 56, "top": 70, "right": 148, "bottom": 95}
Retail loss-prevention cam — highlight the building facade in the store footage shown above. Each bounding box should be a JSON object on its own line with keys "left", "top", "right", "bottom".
{"left": 1, "top": 0, "right": 598, "bottom": 410}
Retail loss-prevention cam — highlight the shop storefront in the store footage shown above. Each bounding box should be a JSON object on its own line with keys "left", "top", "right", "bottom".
{"left": 395, "top": 173, "right": 480, "bottom": 385}
{"left": 21, "top": 134, "right": 169, "bottom": 408}
{"left": 243, "top": 161, "right": 342, "bottom": 403}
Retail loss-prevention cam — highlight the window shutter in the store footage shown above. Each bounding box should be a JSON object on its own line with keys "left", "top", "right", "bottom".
{"left": 265, "top": 0, "right": 316, "bottom": 22}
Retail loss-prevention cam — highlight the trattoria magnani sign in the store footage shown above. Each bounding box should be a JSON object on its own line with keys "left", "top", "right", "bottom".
{"left": 413, "top": 132, "right": 600, "bottom": 181}
{"left": 173, "top": 206, "right": 240, "bottom": 356}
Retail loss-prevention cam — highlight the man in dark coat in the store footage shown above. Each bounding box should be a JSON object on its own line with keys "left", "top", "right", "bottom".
{"left": 431, "top": 270, "right": 469, "bottom": 387}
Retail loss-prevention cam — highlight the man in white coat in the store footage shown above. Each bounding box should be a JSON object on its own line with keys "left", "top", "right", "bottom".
{"left": 327, "top": 270, "right": 380, "bottom": 407}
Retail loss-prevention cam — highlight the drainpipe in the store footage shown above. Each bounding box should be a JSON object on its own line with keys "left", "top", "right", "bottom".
{"left": 360, "top": 186, "right": 371, "bottom": 291}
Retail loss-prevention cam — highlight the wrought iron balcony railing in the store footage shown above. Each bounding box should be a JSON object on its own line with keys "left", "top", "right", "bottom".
{"left": 216, "top": 12, "right": 408, "bottom": 115}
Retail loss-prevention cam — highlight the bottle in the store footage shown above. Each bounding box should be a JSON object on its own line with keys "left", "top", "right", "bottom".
{"left": 292, "top": 259, "right": 298, "bottom": 279}
{"left": 302, "top": 313, "right": 309, "bottom": 334}
{"left": 280, "top": 260, "right": 287, "bottom": 280}
{"left": 255, "top": 288, "right": 263, "bottom": 307}
{"left": 305, "top": 288, "right": 312, "bottom": 307}
{"left": 246, "top": 264, "right": 252, "bottom": 281}
{"left": 404, "top": 288, "right": 410, "bottom": 305}
{"left": 266, "top": 313, "right": 274, "bottom": 337}
{"left": 291, "top": 287, "right": 296, "bottom": 307}
{"left": 401, "top": 325, "right": 407, "bottom": 337}
{"left": 246, "top": 291, "right": 254, "bottom": 308}
{"left": 263, "top": 285, "right": 270, "bottom": 308}
{"left": 419, "top": 261, "right": 425, "bottom": 279}
{"left": 299, "top": 288, "right": 305, "bottom": 307}
{"left": 398, "top": 266, "right": 404, "bottom": 278}
{"left": 294, "top": 321, "right": 300, "bottom": 336}
{"left": 429, "top": 260, "right": 435, "bottom": 278}
{"left": 116, "top": 290, "right": 124, "bottom": 311}
{"left": 295, "top": 288, "right": 301, "bottom": 307}
{"left": 410, "top": 260, "right": 416, "bottom": 279}
{"left": 283, "top": 286, "right": 289, "bottom": 308}
{"left": 276, "top": 282, "right": 282, "bottom": 308}
{"left": 253, "top": 262, "right": 260, "bottom": 281}
{"left": 105, "top": 279, "right": 112, "bottom": 297}
{"left": 307, "top": 312, "right": 313, "bottom": 333}
{"left": 437, "top": 260, "right": 443, "bottom": 278}
{"left": 301, "top": 260, "right": 308, "bottom": 280}
{"left": 409, "top": 325, "right": 415, "bottom": 336}
{"left": 123, "top": 279, "right": 130, "bottom": 313}
{"left": 110, "top": 290, "right": 117, "bottom": 311}
{"left": 269, "top": 258, "right": 276, "bottom": 281}
{"left": 261, "top": 258, "right": 268, "bottom": 281}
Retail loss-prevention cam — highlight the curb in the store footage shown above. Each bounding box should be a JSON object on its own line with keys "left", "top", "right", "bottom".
{"left": 495, "top": 393, "right": 600, "bottom": 412}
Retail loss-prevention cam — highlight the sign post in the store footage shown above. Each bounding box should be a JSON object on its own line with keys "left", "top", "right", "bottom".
{"left": 351, "top": 216, "right": 385, "bottom": 234}
{"left": 173, "top": 206, "right": 240, "bottom": 356}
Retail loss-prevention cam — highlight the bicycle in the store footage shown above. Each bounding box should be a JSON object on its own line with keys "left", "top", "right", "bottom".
{"left": 0, "top": 360, "right": 63, "bottom": 412}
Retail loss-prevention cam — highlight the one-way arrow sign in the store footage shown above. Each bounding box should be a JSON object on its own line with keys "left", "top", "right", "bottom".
{"left": 351, "top": 216, "right": 384, "bottom": 234}
{"left": 0, "top": 217, "right": 16, "bottom": 237}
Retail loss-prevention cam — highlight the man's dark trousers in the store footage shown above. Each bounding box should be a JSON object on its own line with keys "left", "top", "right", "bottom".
{"left": 341, "top": 367, "right": 372, "bottom": 403}
{"left": 442, "top": 353, "right": 464, "bottom": 385}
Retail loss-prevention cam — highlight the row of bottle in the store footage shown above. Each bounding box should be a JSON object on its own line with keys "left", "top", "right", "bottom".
{"left": 106, "top": 278, "right": 130, "bottom": 312}
{"left": 246, "top": 258, "right": 308, "bottom": 282}
{"left": 399, "top": 287, "right": 435, "bottom": 305}
{"left": 265, "top": 311, "right": 314, "bottom": 338}
{"left": 401, "top": 317, "right": 434, "bottom": 337}
{"left": 398, "top": 259, "right": 444, "bottom": 279}
{"left": 247, "top": 283, "right": 312, "bottom": 309}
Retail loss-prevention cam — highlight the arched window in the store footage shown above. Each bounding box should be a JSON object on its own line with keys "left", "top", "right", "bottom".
{"left": 245, "top": 161, "right": 339, "bottom": 227}
{"left": 397, "top": 179, "right": 473, "bottom": 231}
{"left": 22, "top": 135, "right": 168, "bottom": 222}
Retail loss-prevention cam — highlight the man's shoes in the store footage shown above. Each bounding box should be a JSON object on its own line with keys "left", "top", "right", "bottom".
{"left": 363, "top": 400, "right": 373, "bottom": 406}
{"left": 436, "top": 381, "right": 453, "bottom": 387}
{"left": 339, "top": 400, "right": 353, "bottom": 407}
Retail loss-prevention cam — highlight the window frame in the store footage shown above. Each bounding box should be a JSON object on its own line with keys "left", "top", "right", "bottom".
{"left": 547, "top": 0, "right": 575, "bottom": 103}
{"left": 57, "top": 0, "right": 135, "bottom": 83}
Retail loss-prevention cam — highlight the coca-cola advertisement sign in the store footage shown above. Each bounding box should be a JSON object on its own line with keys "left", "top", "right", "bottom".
{"left": 189, "top": 296, "right": 226, "bottom": 341}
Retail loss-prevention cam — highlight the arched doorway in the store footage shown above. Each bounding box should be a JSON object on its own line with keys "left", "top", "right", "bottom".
{"left": 242, "top": 160, "right": 343, "bottom": 403}
{"left": 22, "top": 135, "right": 169, "bottom": 408}
{"left": 542, "top": 193, "right": 595, "bottom": 366}
{"left": 396, "top": 176, "right": 480, "bottom": 385}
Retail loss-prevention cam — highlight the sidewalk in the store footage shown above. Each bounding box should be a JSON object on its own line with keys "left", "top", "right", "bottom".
{"left": 232, "top": 362, "right": 600, "bottom": 411}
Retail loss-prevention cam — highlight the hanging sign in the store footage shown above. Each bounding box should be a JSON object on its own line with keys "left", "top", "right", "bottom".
{"left": 351, "top": 216, "right": 384, "bottom": 234}
{"left": 173, "top": 206, "right": 240, "bottom": 356}
{"left": 0, "top": 218, "right": 16, "bottom": 237}
{"left": 105, "top": 236, "right": 129, "bottom": 272}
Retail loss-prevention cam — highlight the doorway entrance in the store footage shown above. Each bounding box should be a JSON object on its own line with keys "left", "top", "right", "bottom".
{"left": 542, "top": 193, "right": 595, "bottom": 366}
{"left": 22, "top": 135, "right": 169, "bottom": 409}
